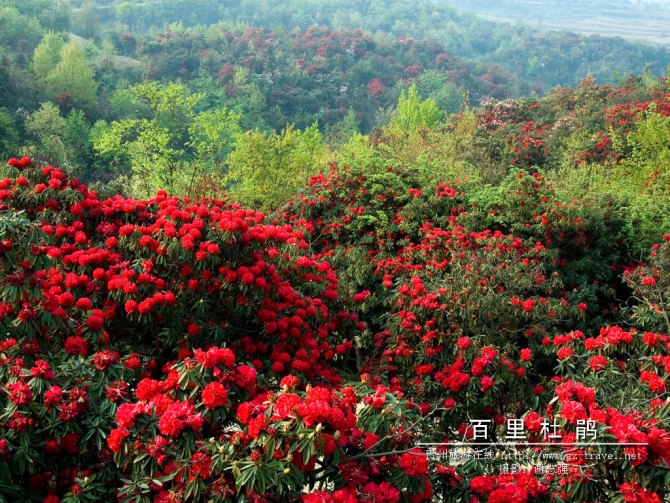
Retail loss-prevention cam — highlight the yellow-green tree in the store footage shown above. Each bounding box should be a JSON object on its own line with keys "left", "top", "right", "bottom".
{"left": 388, "top": 83, "right": 443, "bottom": 134}
{"left": 31, "top": 31, "right": 65, "bottom": 82}
{"left": 93, "top": 82, "right": 241, "bottom": 198}
{"left": 225, "top": 122, "right": 329, "bottom": 210}
{"left": 45, "top": 41, "right": 97, "bottom": 112}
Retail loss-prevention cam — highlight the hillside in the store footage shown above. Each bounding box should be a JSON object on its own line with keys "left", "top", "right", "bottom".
{"left": 446, "top": 0, "right": 670, "bottom": 45}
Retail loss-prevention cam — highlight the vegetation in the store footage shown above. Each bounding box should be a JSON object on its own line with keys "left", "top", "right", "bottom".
{"left": 4, "top": 1, "right": 670, "bottom": 503}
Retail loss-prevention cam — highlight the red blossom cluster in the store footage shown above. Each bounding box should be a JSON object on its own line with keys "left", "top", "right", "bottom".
{"left": 2, "top": 157, "right": 670, "bottom": 502}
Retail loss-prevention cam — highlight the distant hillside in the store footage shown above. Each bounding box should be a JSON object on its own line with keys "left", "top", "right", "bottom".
{"left": 445, "top": 0, "right": 670, "bottom": 45}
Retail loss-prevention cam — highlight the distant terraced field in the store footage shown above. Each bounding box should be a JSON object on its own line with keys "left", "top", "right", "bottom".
{"left": 445, "top": 1, "right": 670, "bottom": 44}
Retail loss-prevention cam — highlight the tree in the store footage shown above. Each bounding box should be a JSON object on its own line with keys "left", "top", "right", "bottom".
{"left": 225, "top": 122, "right": 329, "bottom": 210}
{"left": 94, "top": 81, "right": 242, "bottom": 198}
{"left": 0, "top": 7, "right": 44, "bottom": 55}
{"left": 63, "top": 108, "right": 93, "bottom": 176}
{"left": 75, "top": 1, "right": 99, "bottom": 39}
{"left": 31, "top": 31, "right": 65, "bottom": 82}
{"left": 388, "top": 82, "right": 443, "bottom": 133}
{"left": 187, "top": 107, "right": 242, "bottom": 172}
{"left": 45, "top": 41, "right": 97, "bottom": 112}
{"left": 116, "top": 1, "right": 136, "bottom": 32}
{"left": 24, "top": 101, "right": 67, "bottom": 164}
{"left": 0, "top": 108, "right": 19, "bottom": 160}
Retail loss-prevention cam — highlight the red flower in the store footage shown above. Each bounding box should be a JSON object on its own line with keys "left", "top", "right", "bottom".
{"left": 201, "top": 382, "right": 228, "bottom": 409}
{"left": 589, "top": 355, "right": 607, "bottom": 372}
{"left": 248, "top": 415, "right": 267, "bottom": 439}
{"left": 272, "top": 393, "right": 302, "bottom": 420}
{"left": 470, "top": 475, "right": 495, "bottom": 494}
{"left": 398, "top": 448, "right": 429, "bottom": 476}
{"left": 44, "top": 386, "right": 63, "bottom": 408}
{"left": 560, "top": 400, "right": 586, "bottom": 424}
{"left": 194, "top": 347, "right": 235, "bottom": 369}
{"left": 6, "top": 382, "right": 32, "bottom": 405}
{"left": 524, "top": 412, "right": 543, "bottom": 433}
{"left": 64, "top": 336, "right": 88, "bottom": 356}
{"left": 75, "top": 297, "right": 93, "bottom": 311}
{"left": 302, "top": 491, "right": 334, "bottom": 503}
{"left": 352, "top": 290, "right": 370, "bottom": 302}
{"left": 86, "top": 314, "right": 104, "bottom": 332}
{"left": 135, "top": 378, "right": 162, "bottom": 401}
{"left": 641, "top": 276, "right": 656, "bottom": 286}
{"left": 107, "top": 428, "right": 129, "bottom": 453}
{"left": 557, "top": 347, "right": 573, "bottom": 359}
{"left": 480, "top": 376, "right": 494, "bottom": 392}
{"left": 457, "top": 337, "right": 471, "bottom": 350}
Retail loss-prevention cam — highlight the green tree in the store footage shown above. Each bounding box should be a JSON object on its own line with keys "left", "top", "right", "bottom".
{"left": 75, "top": 1, "right": 99, "bottom": 39}
{"left": 187, "top": 107, "right": 242, "bottom": 173}
{"left": 325, "top": 109, "right": 360, "bottom": 149}
{"left": 0, "top": 108, "right": 20, "bottom": 160}
{"left": 388, "top": 82, "right": 443, "bottom": 134}
{"left": 45, "top": 41, "right": 97, "bottom": 112}
{"left": 116, "top": 1, "right": 136, "bottom": 31}
{"left": 63, "top": 108, "right": 92, "bottom": 176}
{"left": 225, "top": 122, "right": 329, "bottom": 210}
{"left": 24, "top": 101, "right": 67, "bottom": 164}
{"left": 31, "top": 31, "right": 65, "bottom": 82}
{"left": 94, "top": 82, "right": 242, "bottom": 198}
{"left": 0, "top": 7, "right": 44, "bottom": 55}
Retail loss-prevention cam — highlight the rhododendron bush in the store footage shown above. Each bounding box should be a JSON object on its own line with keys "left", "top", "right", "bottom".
{"left": 1, "top": 157, "right": 670, "bottom": 503}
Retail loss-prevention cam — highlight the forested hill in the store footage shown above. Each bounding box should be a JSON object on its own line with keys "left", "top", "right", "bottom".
{"left": 2, "top": 0, "right": 670, "bottom": 192}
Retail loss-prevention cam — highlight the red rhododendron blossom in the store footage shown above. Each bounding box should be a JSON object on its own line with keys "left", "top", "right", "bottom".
{"left": 64, "top": 336, "right": 88, "bottom": 356}
{"left": 457, "top": 337, "right": 471, "bottom": 350}
{"left": 272, "top": 392, "right": 302, "bottom": 420}
{"left": 158, "top": 400, "right": 202, "bottom": 437}
{"left": 470, "top": 475, "right": 495, "bottom": 494}
{"left": 641, "top": 276, "right": 656, "bottom": 286}
{"left": 480, "top": 376, "right": 494, "bottom": 392}
{"left": 557, "top": 347, "right": 574, "bottom": 359}
{"left": 201, "top": 382, "right": 228, "bottom": 409}
{"left": 524, "top": 412, "right": 543, "bottom": 433}
{"left": 248, "top": 414, "right": 267, "bottom": 439}
{"left": 589, "top": 355, "right": 608, "bottom": 372}
{"left": 620, "top": 482, "right": 662, "bottom": 503}
{"left": 398, "top": 448, "right": 429, "bottom": 476}
{"left": 353, "top": 290, "right": 370, "bottom": 302}
{"left": 361, "top": 481, "right": 400, "bottom": 503}
{"left": 86, "top": 314, "right": 105, "bottom": 332}
{"left": 135, "top": 378, "right": 162, "bottom": 401}
{"left": 560, "top": 401, "right": 587, "bottom": 424}
{"left": 6, "top": 382, "right": 32, "bottom": 405}
{"left": 107, "top": 428, "right": 129, "bottom": 453}
{"left": 44, "top": 386, "right": 63, "bottom": 408}
{"left": 116, "top": 403, "right": 141, "bottom": 430}
{"left": 194, "top": 347, "right": 235, "bottom": 369}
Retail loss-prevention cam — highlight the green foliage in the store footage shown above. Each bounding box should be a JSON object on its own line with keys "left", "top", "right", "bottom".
{"left": 93, "top": 81, "right": 242, "bottom": 198}
{"left": 225, "top": 122, "right": 329, "bottom": 210}
{"left": 389, "top": 83, "right": 443, "bottom": 134}
{"left": 0, "top": 7, "right": 44, "bottom": 55}
{"left": 45, "top": 41, "right": 98, "bottom": 112}
{"left": 31, "top": 31, "right": 65, "bottom": 82}
{"left": 24, "top": 102, "right": 67, "bottom": 165}
{"left": 0, "top": 109, "right": 19, "bottom": 160}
